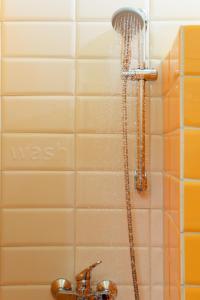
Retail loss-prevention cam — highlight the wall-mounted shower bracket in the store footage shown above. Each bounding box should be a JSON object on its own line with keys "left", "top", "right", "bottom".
{"left": 122, "top": 68, "right": 158, "bottom": 81}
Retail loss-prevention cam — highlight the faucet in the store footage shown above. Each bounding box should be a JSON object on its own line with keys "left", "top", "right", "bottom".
{"left": 51, "top": 261, "right": 118, "bottom": 300}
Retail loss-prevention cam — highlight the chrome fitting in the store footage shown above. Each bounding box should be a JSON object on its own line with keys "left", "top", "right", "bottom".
{"left": 122, "top": 68, "right": 158, "bottom": 81}
{"left": 51, "top": 261, "right": 118, "bottom": 300}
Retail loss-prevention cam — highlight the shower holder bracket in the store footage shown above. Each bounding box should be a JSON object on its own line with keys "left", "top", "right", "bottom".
{"left": 122, "top": 68, "right": 158, "bottom": 81}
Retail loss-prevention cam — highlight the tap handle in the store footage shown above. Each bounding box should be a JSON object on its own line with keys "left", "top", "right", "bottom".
{"left": 76, "top": 260, "right": 102, "bottom": 281}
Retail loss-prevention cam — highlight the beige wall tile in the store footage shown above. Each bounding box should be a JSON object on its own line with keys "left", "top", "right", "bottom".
{"left": 151, "top": 248, "right": 164, "bottom": 285}
{"left": 77, "top": 0, "right": 146, "bottom": 20}
{"left": 76, "top": 134, "right": 133, "bottom": 171}
{"left": 150, "top": 0, "right": 200, "bottom": 20}
{"left": 3, "top": 22, "right": 75, "bottom": 57}
{"left": 151, "top": 210, "right": 163, "bottom": 246}
{"left": 2, "top": 171, "right": 74, "bottom": 208}
{"left": 1, "top": 209, "right": 74, "bottom": 245}
{"left": 0, "top": 286, "right": 52, "bottom": 300}
{"left": 2, "top": 133, "right": 74, "bottom": 170}
{"left": 76, "top": 209, "right": 149, "bottom": 246}
{"left": 150, "top": 172, "right": 163, "bottom": 208}
{"left": 2, "top": 96, "right": 75, "bottom": 133}
{"left": 151, "top": 286, "right": 164, "bottom": 300}
{"left": 76, "top": 171, "right": 150, "bottom": 209}
{"left": 76, "top": 97, "right": 134, "bottom": 133}
{"left": 149, "top": 60, "right": 162, "bottom": 96}
{"left": 150, "top": 98, "right": 163, "bottom": 134}
{"left": 0, "top": 246, "right": 74, "bottom": 284}
{"left": 151, "top": 135, "right": 163, "bottom": 171}
{"left": 117, "top": 286, "right": 150, "bottom": 300}
{"left": 76, "top": 247, "right": 150, "bottom": 285}
{"left": 3, "top": 0, "right": 75, "bottom": 20}
{"left": 77, "top": 22, "right": 117, "bottom": 58}
{"left": 2, "top": 59, "right": 75, "bottom": 95}
{"left": 77, "top": 60, "right": 121, "bottom": 96}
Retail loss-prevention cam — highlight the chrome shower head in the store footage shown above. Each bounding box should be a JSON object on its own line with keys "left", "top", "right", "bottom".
{"left": 111, "top": 7, "right": 147, "bottom": 33}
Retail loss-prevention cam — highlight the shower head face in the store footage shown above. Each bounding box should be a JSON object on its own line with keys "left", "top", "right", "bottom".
{"left": 111, "top": 7, "right": 147, "bottom": 34}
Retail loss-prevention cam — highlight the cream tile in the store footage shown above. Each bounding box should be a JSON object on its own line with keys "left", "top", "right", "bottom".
{"left": 2, "top": 133, "right": 74, "bottom": 170}
{"left": 76, "top": 171, "right": 150, "bottom": 209}
{"left": 1, "top": 209, "right": 74, "bottom": 245}
{"left": 151, "top": 210, "right": 163, "bottom": 246}
{"left": 77, "top": 22, "right": 117, "bottom": 58}
{"left": 0, "top": 285, "right": 52, "bottom": 300}
{"left": 3, "top": 0, "right": 75, "bottom": 20}
{"left": 76, "top": 134, "right": 133, "bottom": 171}
{"left": 2, "top": 59, "right": 75, "bottom": 95}
{"left": 76, "top": 247, "right": 150, "bottom": 285}
{"left": 151, "top": 286, "right": 164, "bottom": 300}
{"left": 149, "top": 22, "right": 180, "bottom": 59}
{"left": 150, "top": 172, "right": 163, "bottom": 208}
{"left": 3, "top": 22, "right": 75, "bottom": 57}
{"left": 76, "top": 209, "right": 149, "bottom": 246}
{"left": 77, "top": 0, "right": 146, "bottom": 20}
{"left": 2, "top": 96, "right": 75, "bottom": 133}
{"left": 0, "top": 246, "right": 74, "bottom": 284}
{"left": 2, "top": 171, "right": 74, "bottom": 208}
{"left": 151, "top": 135, "right": 163, "bottom": 171}
{"left": 150, "top": 98, "right": 163, "bottom": 134}
{"left": 76, "top": 97, "right": 134, "bottom": 133}
{"left": 77, "top": 60, "right": 121, "bottom": 96}
{"left": 117, "top": 285, "right": 150, "bottom": 300}
{"left": 150, "top": 0, "right": 200, "bottom": 20}
{"left": 151, "top": 248, "right": 164, "bottom": 285}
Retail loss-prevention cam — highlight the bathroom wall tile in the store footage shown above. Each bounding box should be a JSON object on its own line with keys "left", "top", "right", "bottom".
{"left": 3, "top": 22, "right": 75, "bottom": 57}
{"left": 2, "top": 133, "right": 74, "bottom": 170}
{"left": 150, "top": 97, "right": 163, "bottom": 134}
{"left": 151, "top": 248, "right": 164, "bottom": 284}
{"left": 165, "top": 78, "right": 180, "bottom": 133}
{"left": 151, "top": 210, "right": 163, "bottom": 246}
{"left": 185, "top": 234, "right": 200, "bottom": 284}
{"left": 164, "top": 131, "right": 180, "bottom": 177}
{"left": 151, "top": 135, "right": 163, "bottom": 171}
{"left": 117, "top": 286, "right": 150, "bottom": 300}
{"left": 76, "top": 134, "right": 134, "bottom": 171}
{"left": 2, "top": 96, "right": 75, "bottom": 133}
{"left": 169, "top": 32, "right": 181, "bottom": 86}
{"left": 184, "top": 129, "right": 200, "bottom": 178}
{"left": 77, "top": 0, "right": 146, "bottom": 20}
{"left": 2, "top": 59, "right": 75, "bottom": 95}
{"left": 2, "top": 171, "right": 74, "bottom": 208}
{"left": 77, "top": 22, "right": 117, "bottom": 58}
{"left": 0, "top": 285, "right": 52, "bottom": 300}
{"left": 151, "top": 286, "right": 164, "bottom": 300}
{"left": 0, "top": 246, "right": 74, "bottom": 284}
{"left": 150, "top": 172, "right": 163, "bottom": 208}
{"left": 76, "top": 209, "right": 149, "bottom": 246}
{"left": 184, "top": 181, "right": 200, "bottom": 231}
{"left": 76, "top": 97, "right": 133, "bottom": 133}
{"left": 162, "top": 54, "right": 170, "bottom": 96}
{"left": 184, "top": 26, "right": 200, "bottom": 75}
{"left": 151, "top": 0, "right": 200, "bottom": 20}
{"left": 185, "top": 287, "right": 200, "bottom": 300}
{"left": 184, "top": 77, "right": 200, "bottom": 127}
{"left": 3, "top": 0, "right": 75, "bottom": 20}
{"left": 149, "top": 22, "right": 180, "bottom": 59}
{"left": 1, "top": 209, "right": 74, "bottom": 246}
{"left": 76, "top": 247, "right": 150, "bottom": 285}
{"left": 77, "top": 60, "right": 121, "bottom": 96}
{"left": 76, "top": 171, "right": 151, "bottom": 209}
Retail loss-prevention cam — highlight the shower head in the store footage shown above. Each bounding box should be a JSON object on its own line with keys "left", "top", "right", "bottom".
{"left": 111, "top": 7, "right": 147, "bottom": 33}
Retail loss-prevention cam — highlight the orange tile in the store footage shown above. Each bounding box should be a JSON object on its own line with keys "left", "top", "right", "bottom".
{"left": 185, "top": 288, "right": 200, "bottom": 300}
{"left": 162, "top": 53, "right": 170, "bottom": 96}
{"left": 169, "top": 30, "right": 180, "bottom": 85}
{"left": 184, "top": 181, "right": 200, "bottom": 231}
{"left": 184, "top": 77, "right": 200, "bottom": 127}
{"left": 184, "top": 129, "right": 200, "bottom": 179}
{"left": 185, "top": 235, "right": 200, "bottom": 284}
{"left": 183, "top": 26, "right": 200, "bottom": 75}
